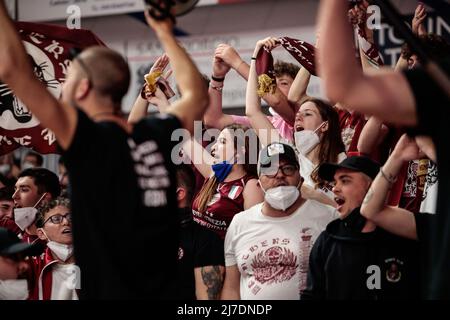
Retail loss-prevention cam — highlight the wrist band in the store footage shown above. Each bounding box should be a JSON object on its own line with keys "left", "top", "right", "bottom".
{"left": 251, "top": 57, "right": 257, "bottom": 60}
{"left": 211, "top": 75, "right": 225, "bottom": 82}
{"left": 380, "top": 168, "right": 397, "bottom": 184}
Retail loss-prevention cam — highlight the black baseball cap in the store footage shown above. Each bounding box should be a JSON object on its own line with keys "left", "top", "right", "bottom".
{"left": 258, "top": 142, "right": 299, "bottom": 176}
{"left": 318, "top": 156, "right": 380, "bottom": 182}
{"left": 0, "top": 227, "right": 42, "bottom": 257}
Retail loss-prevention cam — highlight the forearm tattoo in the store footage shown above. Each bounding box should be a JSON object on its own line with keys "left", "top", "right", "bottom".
{"left": 201, "top": 265, "right": 224, "bottom": 300}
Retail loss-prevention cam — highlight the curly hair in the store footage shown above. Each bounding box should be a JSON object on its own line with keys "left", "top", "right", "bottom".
{"left": 274, "top": 60, "right": 300, "bottom": 79}
{"left": 35, "top": 197, "right": 71, "bottom": 228}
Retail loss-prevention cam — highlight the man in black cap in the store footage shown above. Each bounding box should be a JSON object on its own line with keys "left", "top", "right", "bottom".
{"left": 0, "top": 227, "right": 41, "bottom": 299}
{"left": 301, "top": 156, "right": 420, "bottom": 300}
{"left": 222, "top": 142, "right": 337, "bottom": 300}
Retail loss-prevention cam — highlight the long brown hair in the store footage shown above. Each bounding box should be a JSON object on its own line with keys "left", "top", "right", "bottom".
{"left": 305, "top": 99, "right": 345, "bottom": 188}
{"left": 194, "top": 124, "right": 258, "bottom": 213}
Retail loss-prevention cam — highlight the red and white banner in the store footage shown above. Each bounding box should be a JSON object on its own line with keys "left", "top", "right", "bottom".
{"left": 0, "top": 22, "right": 104, "bottom": 156}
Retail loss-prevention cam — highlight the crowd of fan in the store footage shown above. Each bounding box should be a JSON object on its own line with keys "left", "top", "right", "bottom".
{"left": 0, "top": 0, "right": 449, "bottom": 300}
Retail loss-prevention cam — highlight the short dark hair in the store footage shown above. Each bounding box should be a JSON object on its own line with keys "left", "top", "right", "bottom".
{"left": 274, "top": 60, "right": 300, "bottom": 79}
{"left": 18, "top": 168, "right": 61, "bottom": 199}
{"left": 176, "top": 165, "right": 196, "bottom": 205}
{"left": 80, "top": 46, "right": 130, "bottom": 106}
{"left": 0, "top": 186, "right": 14, "bottom": 202}
{"left": 24, "top": 151, "right": 43, "bottom": 167}
{"left": 0, "top": 174, "right": 16, "bottom": 188}
{"left": 35, "top": 197, "right": 71, "bottom": 228}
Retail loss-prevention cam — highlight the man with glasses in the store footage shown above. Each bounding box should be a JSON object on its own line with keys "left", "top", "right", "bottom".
{"left": 27, "top": 197, "right": 78, "bottom": 300}
{"left": 301, "top": 156, "right": 420, "bottom": 299}
{"left": 222, "top": 142, "right": 337, "bottom": 300}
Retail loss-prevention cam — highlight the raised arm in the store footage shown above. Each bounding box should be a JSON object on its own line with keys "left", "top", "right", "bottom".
{"left": 360, "top": 134, "right": 422, "bottom": 240}
{"left": 181, "top": 138, "right": 214, "bottom": 179}
{"left": 412, "top": 3, "right": 427, "bottom": 37}
{"left": 288, "top": 67, "right": 311, "bottom": 106}
{"left": 246, "top": 40, "right": 281, "bottom": 147}
{"left": 217, "top": 42, "right": 296, "bottom": 126}
{"left": 0, "top": 1, "right": 77, "bottom": 150}
{"left": 318, "top": 0, "right": 417, "bottom": 126}
{"left": 215, "top": 43, "right": 249, "bottom": 81}
{"left": 128, "top": 54, "right": 171, "bottom": 123}
{"left": 202, "top": 54, "right": 234, "bottom": 130}
{"left": 145, "top": 12, "right": 208, "bottom": 134}
{"left": 357, "top": 116, "right": 389, "bottom": 156}
{"left": 395, "top": 3, "right": 427, "bottom": 72}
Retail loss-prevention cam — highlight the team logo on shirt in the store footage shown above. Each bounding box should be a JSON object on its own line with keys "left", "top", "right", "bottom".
{"left": 385, "top": 258, "right": 403, "bottom": 283}
{"left": 251, "top": 246, "right": 298, "bottom": 285}
{"left": 228, "top": 185, "right": 243, "bottom": 200}
{"left": 178, "top": 247, "right": 184, "bottom": 260}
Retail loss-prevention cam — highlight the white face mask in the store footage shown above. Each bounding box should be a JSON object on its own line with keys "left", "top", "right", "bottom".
{"left": 13, "top": 193, "right": 47, "bottom": 231}
{"left": 294, "top": 122, "right": 327, "bottom": 155}
{"left": 0, "top": 164, "right": 11, "bottom": 176}
{"left": 0, "top": 279, "right": 29, "bottom": 300}
{"left": 263, "top": 185, "right": 300, "bottom": 211}
{"left": 14, "top": 207, "right": 38, "bottom": 231}
{"left": 47, "top": 241, "right": 74, "bottom": 262}
{"left": 21, "top": 162, "right": 35, "bottom": 170}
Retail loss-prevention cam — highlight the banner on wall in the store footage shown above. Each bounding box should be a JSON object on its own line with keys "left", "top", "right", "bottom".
{"left": 18, "top": 0, "right": 251, "bottom": 22}
{"left": 123, "top": 26, "right": 321, "bottom": 112}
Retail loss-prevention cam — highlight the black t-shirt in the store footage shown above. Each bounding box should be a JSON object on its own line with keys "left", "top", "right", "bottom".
{"left": 404, "top": 61, "right": 450, "bottom": 299}
{"left": 64, "top": 109, "right": 181, "bottom": 299}
{"left": 302, "top": 208, "right": 420, "bottom": 300}
{"left": 177, "top": 208, "right": 225, "bottom": 300}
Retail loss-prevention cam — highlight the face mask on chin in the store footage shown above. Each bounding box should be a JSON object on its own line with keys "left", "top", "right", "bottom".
{"left": 14, "top": 193, "right": 47, "bottom": 231}
{"left": 0, "top": 279, "right": 29, "bottom": 300}
{"left": 294, "top": 121, "right": 327, "bottom": 155}
{"left": 41, "top": 229, "right": 74, "bottom": 262}
{"left": 14, "top": 207, "right": 38, "bottom": 231}
{"left": 212, "top": 161, "right": 234, "bottom": 182}
{"left": 0, "top": 164, "right": 11, "bottom": 176}
{"left": 47, "top": 241, "right": 74, "bottom": 262}
{"left": 21, "top": 162, "right": 35, "bottom": 170}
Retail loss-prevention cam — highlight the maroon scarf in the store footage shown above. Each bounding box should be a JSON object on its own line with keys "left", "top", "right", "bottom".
{"left": 255, "top": 37, "right": 317, "bottom": 96}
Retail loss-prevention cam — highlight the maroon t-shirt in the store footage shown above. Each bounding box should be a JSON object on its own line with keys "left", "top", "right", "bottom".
{"left": 338, "top": 109, "right": 366, "bottom": 153}
{"left": 192, "top": 175, "right": 254, "bottom": 240}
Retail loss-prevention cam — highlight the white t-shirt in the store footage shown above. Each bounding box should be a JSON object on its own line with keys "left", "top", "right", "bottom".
{"left": 224, "top": 200, "right": 338, "bottom": 300}
{"left": 298, "top": 152, "right": 347, "bottom": 199}
{"left": 50, "top": 264, "right": 79, "bottom": 300}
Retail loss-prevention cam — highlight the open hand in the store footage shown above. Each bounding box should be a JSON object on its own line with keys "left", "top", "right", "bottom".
{"left": 412, "top": 3, "right": 427, "bottom": 36}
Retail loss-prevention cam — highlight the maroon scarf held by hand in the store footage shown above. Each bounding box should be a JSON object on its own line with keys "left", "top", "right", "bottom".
{"left": 255, "top": 37, "right": 317, "bottom": 96}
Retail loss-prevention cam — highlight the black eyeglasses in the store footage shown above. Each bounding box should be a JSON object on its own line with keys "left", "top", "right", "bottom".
{"left": 43, "top": 213, "right": 72, "bottom": 225}
{"left": 260, "top": 164, "right": 298, "bottom": 178}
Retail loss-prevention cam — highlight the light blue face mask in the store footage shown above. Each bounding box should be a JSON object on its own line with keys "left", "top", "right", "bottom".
{"left": 212, "top": 161, "right": 234, "bottom": 182}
